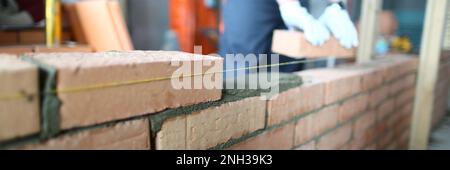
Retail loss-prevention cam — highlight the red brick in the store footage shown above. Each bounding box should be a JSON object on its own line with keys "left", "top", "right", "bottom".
{"left": 382, "top": 56, "right": 418, "bottom": 82}
{"left": 271, "top": 30, "right": 356, "bottom": 58}
{"left": 298, "top": 68, "right": 362, "bottom": 105}
{"left": 294, "top": 114, "right": 315, "bottom": 146}
{"left": 374, "top": 121, "right": 388, "bottom": 140}
{"left": 389, "top": 80, "right": 404, "bottom": 96}
{"left": 386, "top": 112, "right": 403, "bottom": 130}
{"left": 395, "top": 87, "right": 415, "bottom": 107}
{"left": 389, "top": 74, "right": 416, "bottom": 96}
{"left": 317, "top": 124, "right": 352, "bottom": 150}
{"left": 295, "top": 140, "right": 316, "bottom": 150}
{"left": 397, "top": 129, "right": 410, "bottom": 150}
{"left": 395, "top": 104, "right": 413, "bottom": 136}
{"left": 353, "top": 111, "right": 376, "bottom": 138}
{"left": 369, "top": 85, "right": 389, "bottom": 109}
{"left": 267, "top": 80, "right": 324, "bottom": 126}
{"left": 364, "top": 144, "right": 377, "bottom": 150}
{"left": 0, "top": 57, "right": 40, "bottom": 142}
{"left": 156, "top": 116, "right": 186, "bottom": 150}
{"left": 186, "top": 97, "right": 266, "bottom": 150}
{"left": 22, "top": 119, "right": 150, "bottom": 150}
{"left": 294, "top": 105, "right": 340, "bottom": 146}
{"left": 349, "top": 127, "right": 377, "bottom": 150}
{"left": 229, "top": 124, "right": 295, "bottom": 150}
{"left": 386, "top": 141, "right": 398, "bottom": 150}
{"left": 377, "top": 130, "right": 395, "bottom": 150}
{"left": 361, "top": 68, "right": 384, "bottom": 91}
{"left": 28, "top": 51, "right": 223, "bottom": 130}
{"left": 313, "top": 105, "right": 339, "bottom": 136}
{"left": 338, "top": 94, "right": 369, "bottom": 123}
{"left": 376, "top": 99, "right": 395, "bottom": 121}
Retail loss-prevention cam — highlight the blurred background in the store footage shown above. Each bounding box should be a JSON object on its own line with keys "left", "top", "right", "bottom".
{"left": 0, "top": 0, "right": 440, "bottom": 56}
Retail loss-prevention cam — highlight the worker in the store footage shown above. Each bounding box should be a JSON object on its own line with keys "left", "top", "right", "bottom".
{"left": 219, "top": 0, "right": 358, "bottom": 77}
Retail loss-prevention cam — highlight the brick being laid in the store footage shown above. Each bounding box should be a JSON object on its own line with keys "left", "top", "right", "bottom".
{"left": 0, "top": 57, "right": 40, "bottom": 142}
{"left": 24, "top": 51, "right": 223, "bottom": 132}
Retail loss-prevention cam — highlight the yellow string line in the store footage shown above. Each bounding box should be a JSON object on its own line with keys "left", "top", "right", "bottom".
{"left": 0, "top": 58, "right": 328, "bottom": 102}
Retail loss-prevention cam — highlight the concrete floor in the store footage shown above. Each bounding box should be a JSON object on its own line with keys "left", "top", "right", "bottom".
{"left": 428, "top": 113, "right": 450, "bottom": 150}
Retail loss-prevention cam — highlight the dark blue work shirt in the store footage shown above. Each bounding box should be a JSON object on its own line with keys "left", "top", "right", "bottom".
{"left": 219, "top": 0, "right": 309, "bottom": 73}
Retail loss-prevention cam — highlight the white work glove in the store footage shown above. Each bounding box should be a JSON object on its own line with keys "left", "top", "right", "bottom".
{"left": 279, "top": 1, "right": 330, "bottom": 46}
{"left": 319, "top": 3, "right": 359, "bottom": 49}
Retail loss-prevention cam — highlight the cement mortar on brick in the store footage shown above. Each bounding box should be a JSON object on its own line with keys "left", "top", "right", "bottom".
{"left": 21, "top": 119, "right": 150, "bottom": 150}
{"left": 149, "top": 73, "right": 302, "bottom": 135}
{"left": 22, "top": 56, "right": 61, "bottom": 138}
{"left": 25, "top": 51, "right": 223, "bottom": 131}
{"left": 0, "top": 57, "right": 40, "bottom": 142}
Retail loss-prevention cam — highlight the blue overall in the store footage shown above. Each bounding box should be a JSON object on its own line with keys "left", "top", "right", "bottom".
{"left": 219, "top": 0, "right": 310, "bottom": 77}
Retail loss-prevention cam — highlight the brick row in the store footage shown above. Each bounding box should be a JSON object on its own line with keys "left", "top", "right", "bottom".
{"left": 156, "top": 97, "right": 266, "bottom": 150}
{"left": 22, "top": 119, "right": 150, "bottom": 150}
{"left": 26, "top": 51, "right": 223, "bottom": 130}
{"left": 0, "top": 57, "right": 40, "bottom": 142}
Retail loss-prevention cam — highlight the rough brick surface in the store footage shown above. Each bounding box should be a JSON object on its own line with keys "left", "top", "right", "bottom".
{"left": 389, "top": 74, "right": 416, "bottom": 96}
{"left": 377, "top": 99, "right": 395, "bottom": 121}
{"left": 186, "top": 97, "right": 266, "bottom": 150}
{"left": 294, "top": 114, "right": 314, "bottom": 146}
{"left": 29, "top": 51, "right": 223, "bottom": 130}
{"left": 369, "top": 86, "right": 389, "bottom": 109}
{"left": 382, "top": 56, "right": 418, "bottom": 82}
{"left": 395, "top": 87, "right": 415, "bottom": 107}
{"left": 271, "top": 30, "right": 356, "bottom": 58}
{"left": 353, "top": 111, "right": 376, "bottom": 138}
{"left": 229, "top": 124, "right": 294, "bottom": 150}
{"left": 23, "top": 119, "right": 150, "bottom": 150}
{"left": 267, "top": 80, "right": 324, "bottom": 126}
{"left": 361, "top": 68, "right": 384, "bottom": 91}
{"left": 339, "top": 94, "right": 368, "bottom": 123}
{"left": 313, "top": 105, "right": 339, "bottom": 136}
{"left": 349, "top": 127, "right": 376, "bottom": 150}
{"left": 298, "top": 69, "right": 362, "bottom": 105}
{"left": 156, "top": 116, "right": 186, "bottom": 150}
{"left": 295, "top": 140, "right": 316, "bottom": 150}
{"left": 317, "top": 124, "right": 352, "bottom": 150}
{"left": 0, "top": 57, "right": 40, "bottom": 142}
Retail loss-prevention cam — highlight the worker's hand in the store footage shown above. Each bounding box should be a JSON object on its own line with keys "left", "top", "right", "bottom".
{"left": 279, "top": 1, "right": 330, "bottom": 46}
{"left": 319, "top": 3, "right": 359, "bottom": 49}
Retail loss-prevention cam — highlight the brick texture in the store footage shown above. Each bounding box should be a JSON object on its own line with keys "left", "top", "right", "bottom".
{"left": 339, "top": 94, "right": 368, "bottom": 123}
{"left": 294, "top": 105, "right": 340, "bottom": 146}
{"left": 229, "top": 124, "right": 295, "bottom": 150}
{"left": 294, "top": 114, "right": 314, "bottom": 146}
{"left": 186, "top": 97, "right": 266, "bottom": 150}
{"left": 0, "top": 57, "right": 40, "bottom": 142}
{"left": 313, "top": 105, "right": 339, "bottom": 136}
{"left": 295, "top": 140, "right": 316, "bottom": 150}
{"left": 267, "top": 80, "right": 324, "bottom": 126}
{"left": 29, "top": 51, "right": 223, "bottom": 130}
{"left": 377, "top": 99, "right": 395, "bottom": 121}
{"left": 317, "top": 124, "right": 352, "bottom": 150}
{"left": 23, "top": 119, "right": 150, "bottom": 150}
{"left": 369, "top": 85, "right": 389, "bottom": 109}
{"left": 271, "top": 30, "right": 356, "bottom": 58}
{"left": 156, "top": 116, "right": 186, "bottom": 150}
{"left": 298, "top": 69, "right": 362, "bottom": 105}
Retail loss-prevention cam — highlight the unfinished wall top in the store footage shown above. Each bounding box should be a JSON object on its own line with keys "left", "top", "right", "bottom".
{"left": 0, "top": 56, "right": 35, "bottom": 71}
{"left": 27, "top": 51, "right": 222, "bottom": 69}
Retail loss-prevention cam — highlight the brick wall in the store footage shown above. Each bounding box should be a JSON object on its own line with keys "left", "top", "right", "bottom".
{"left": 432, "top": 50, "right": 450, "bottom": 128}
{"left": 0, "top": 52, "right": 420, "bottom": 150}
